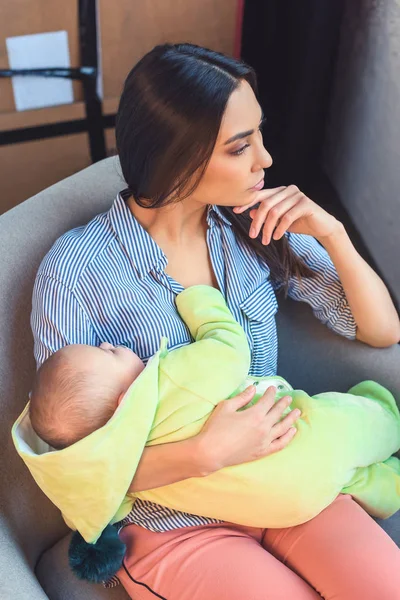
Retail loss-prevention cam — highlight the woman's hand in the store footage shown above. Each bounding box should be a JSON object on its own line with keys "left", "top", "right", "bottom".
{"left": 194, "top": 385, "right": 301, "bottom": 473}
{"left": 233, "top": 184, "right": 342, "bottom": 244}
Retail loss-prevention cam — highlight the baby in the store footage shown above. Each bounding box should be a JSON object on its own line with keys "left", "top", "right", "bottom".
{"left": 29, "top": 342, "right": 145, "bottom": 450}
{"left": 29, "top": 341, "right": 295, "bottom": 451}
{"left": 16, "top": 285, "right": 400, "bottom": 546}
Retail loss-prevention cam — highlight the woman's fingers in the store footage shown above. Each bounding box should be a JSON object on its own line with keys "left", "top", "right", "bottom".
{"left": 250, "top": 190, "right": 300, "bottom": 241}
{"left": 259, "top": 194, "right": 302, "bottom": 244}
{"left": 253, "top": 385, "right": 279, "bottom": 413}
{"left": 232, "top": 186, "right": 286, "bottom": 214}
{"left": 267, "top": 427, "right": 297, "bottom": 455}
{"left": 253, "top": 385, "right": 291, "bottom": 411}
{"left": 227, "top": 385, "right": 257, "bottom": 411}
{"left": 267, "top": 396, "right": 295, "bottom": 426}
{"left": 270, "top": 199, "right": 308, "bottom": 241}
{"left": 248, "top": 386, "right": 300, "bottom": 422}
{"left": 253, "top": 387, "right": 299, "bottom": 424}
{"left": 271, "top": 408, "right": 301, "bottom": 438}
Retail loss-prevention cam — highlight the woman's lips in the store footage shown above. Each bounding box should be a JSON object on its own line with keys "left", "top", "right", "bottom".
{"left": 250, "top": 177, "right": 264, "bottom": 191}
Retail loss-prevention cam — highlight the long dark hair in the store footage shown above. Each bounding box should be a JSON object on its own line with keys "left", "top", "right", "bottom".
{"left": 115, "top": 42, "right": 318, "bottom": 296}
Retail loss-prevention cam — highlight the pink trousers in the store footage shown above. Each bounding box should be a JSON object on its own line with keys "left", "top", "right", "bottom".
{"left": 117, "top": 495, "right": 400, "bottom": 600}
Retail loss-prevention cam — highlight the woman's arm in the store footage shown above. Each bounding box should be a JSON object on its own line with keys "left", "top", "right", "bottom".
{"left": 317, "top": 223, "right": 400, "bottom": 348}
{"left": 129, "top": 386, "right": 301, "bottom": 493}
{"left": 128, "top": 437, "right": 212, "bottom": 493}
{"left": 234, "top": 184, "right": 400, "bottom": 347}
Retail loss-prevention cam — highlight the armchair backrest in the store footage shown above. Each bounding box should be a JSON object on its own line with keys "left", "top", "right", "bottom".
{"left": 0, "top": 157, "right": 125, "bottom": 568}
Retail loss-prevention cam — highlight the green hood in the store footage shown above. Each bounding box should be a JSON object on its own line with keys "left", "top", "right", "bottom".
{"left": 12, "top": 338, "right": 169, "bottom": 543}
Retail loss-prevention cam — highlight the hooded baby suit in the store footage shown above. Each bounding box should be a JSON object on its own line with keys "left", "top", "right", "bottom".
{"left": 12, "top": 285, "right": 400, "bottom": 548}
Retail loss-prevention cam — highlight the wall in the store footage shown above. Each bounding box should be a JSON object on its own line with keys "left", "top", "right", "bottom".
{"left": 0, "top": 0, "right": 242, "bottom": 213}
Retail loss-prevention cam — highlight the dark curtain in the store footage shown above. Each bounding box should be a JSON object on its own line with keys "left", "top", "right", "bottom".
{"left": 241, "top": 0, "right": 345, "bottom": 189}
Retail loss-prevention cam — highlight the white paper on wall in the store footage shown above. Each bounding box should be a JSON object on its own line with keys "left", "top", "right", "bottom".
{"left": 6, "top": 31, "right": 74, "bottom": 112}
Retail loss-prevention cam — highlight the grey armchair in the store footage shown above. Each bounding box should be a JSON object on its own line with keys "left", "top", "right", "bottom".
{"left": 1, "top": 157, "right": 398, "bottom": 600}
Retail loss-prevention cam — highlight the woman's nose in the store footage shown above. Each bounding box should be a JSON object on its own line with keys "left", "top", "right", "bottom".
{"left": 260, "top": 147, "right": 273, "bottom": 169}
{"left": 253, "top": 146, "right": 273, "bottom": 171}
{"left": 100, "top": 342, "right": 115, "bottom": 350}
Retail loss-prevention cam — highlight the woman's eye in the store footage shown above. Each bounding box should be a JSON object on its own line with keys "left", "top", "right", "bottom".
{"left": 231, "top": 144, "right": 250, "bottom": 156}
{"left": 231, "top": 124, "right": 264, "bottom": 157}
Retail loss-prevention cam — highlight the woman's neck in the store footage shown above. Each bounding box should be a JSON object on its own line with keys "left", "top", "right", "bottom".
{"left": 127, "top": 195, "right": 208, "bottom": 244}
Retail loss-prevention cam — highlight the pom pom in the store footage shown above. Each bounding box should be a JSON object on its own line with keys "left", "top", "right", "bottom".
{"left": 68, "top": 525, "right": 126, "bottom": 583}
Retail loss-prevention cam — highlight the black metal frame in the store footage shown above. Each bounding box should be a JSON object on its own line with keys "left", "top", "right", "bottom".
{"left": 0, "top": 0, "right": 111, "bottom": 162}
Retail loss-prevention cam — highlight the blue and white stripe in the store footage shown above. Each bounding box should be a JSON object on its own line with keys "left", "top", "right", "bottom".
{"left": 31, "top": 188, "right": 357, "bottom": 541}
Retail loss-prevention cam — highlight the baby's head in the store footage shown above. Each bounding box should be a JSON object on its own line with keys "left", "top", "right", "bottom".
{"left": 29, "top": 343, "right": 145, "bottom": 450}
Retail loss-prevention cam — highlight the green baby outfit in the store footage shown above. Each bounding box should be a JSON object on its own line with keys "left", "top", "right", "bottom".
{"left": 12, "top": 285, "right": 400, "bottom": 545}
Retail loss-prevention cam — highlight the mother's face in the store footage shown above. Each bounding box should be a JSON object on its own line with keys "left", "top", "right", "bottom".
{"left": 190, "top": 79, "right": 273, "bottom": 208}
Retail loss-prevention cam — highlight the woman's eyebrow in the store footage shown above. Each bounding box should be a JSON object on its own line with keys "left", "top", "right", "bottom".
{"left": 223, "top": 109, "right": 265, "bottom": 145}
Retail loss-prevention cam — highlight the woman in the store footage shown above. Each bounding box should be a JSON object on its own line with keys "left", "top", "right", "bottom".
{"left": 32, "top": 43, "right": 400, "bottom": 599}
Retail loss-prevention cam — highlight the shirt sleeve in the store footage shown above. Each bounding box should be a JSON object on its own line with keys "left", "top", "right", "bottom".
{"left": 279, "top": 232, "right": 357, "bottom": 340}
{"left": 31, "top": 273, "right": 100, "bottom": 368}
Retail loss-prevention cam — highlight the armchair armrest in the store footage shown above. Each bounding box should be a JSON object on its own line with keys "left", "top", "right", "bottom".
{"left": 277, "top": 297, "right": 400, "bottom": 547}
{"left": 0, "top": 518, "right": 48, "bottom": 600}
{"left": 276, "top": 296, "right": 400, "bottom": 401}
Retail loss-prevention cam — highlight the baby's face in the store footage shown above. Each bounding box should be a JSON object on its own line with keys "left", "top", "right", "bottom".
{"left": 64, "top": 343, "right": 145, "bottom": 396}
{"left": 97, "top": 342, "right": 145, "bottom": 390}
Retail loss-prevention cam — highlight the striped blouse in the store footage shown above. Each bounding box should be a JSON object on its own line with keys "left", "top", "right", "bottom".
{"left": 31, "top": 188, "right": 357, "bottom": 537}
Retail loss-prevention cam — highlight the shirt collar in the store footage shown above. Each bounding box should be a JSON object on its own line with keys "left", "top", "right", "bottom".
{"left": 108, "top": 189, "right": 167, "bottom": 279}
{"left": 108, "top": 191, "right": 232, "bottom": 278}
{"left": 207, "top": 204, "right": 232, "bottom": 228}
